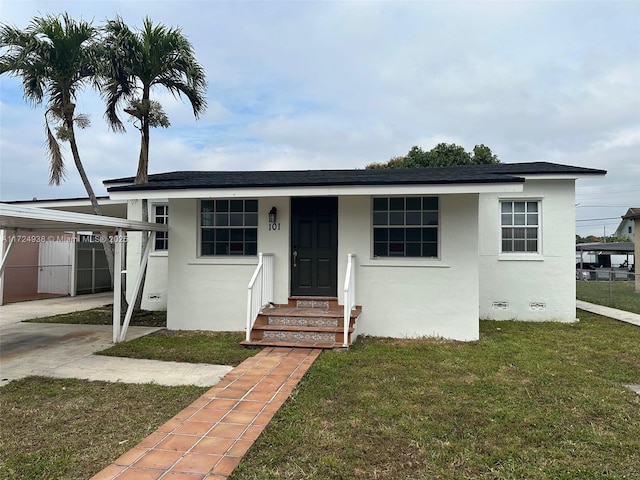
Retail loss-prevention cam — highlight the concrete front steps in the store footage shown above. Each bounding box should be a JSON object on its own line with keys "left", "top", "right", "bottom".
{"left": 241, "top": 297, "right": 361, "bottom": 349}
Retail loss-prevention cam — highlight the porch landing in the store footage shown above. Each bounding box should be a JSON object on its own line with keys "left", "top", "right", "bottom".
{"left": 242, "top": 297, "right": 361, "bottom": 349}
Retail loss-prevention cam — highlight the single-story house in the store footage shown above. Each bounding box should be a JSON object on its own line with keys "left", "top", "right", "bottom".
{"left": 105, "top": 162, "right": 605, "bottom": 346}
{"left": 622, "top": 208, "right": 640, "bottom": 292}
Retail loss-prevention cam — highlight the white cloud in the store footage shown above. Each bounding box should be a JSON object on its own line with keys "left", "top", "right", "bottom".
{"left": 0, "top": 0, "right": 638, "bottom": 235}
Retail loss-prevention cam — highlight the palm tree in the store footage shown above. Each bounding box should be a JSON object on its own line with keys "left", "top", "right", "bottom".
{"left": 102, "top": 16, "right": 207, "bottom": 187}
{"left": 0, "top": 13, "right": 115, "bottom": 281}
{"left": 102, "top": 16, "right": 207, "bottom": 309}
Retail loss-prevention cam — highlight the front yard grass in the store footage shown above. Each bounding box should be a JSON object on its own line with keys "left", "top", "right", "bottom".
{"left": 0, "top": 377, "right": 206, "bottom": 480}
{"left": 2, "top": 311, "right": 639, "bottom": 480}
{"left": 577, "top": 279, "right": 640, "bottom": 314}
{"left": 99, "top": 330, "right": 259, "bottom": 367}
{"left": 25, "top": 306, "right": 167, "bottom": 327}
{"left": 230, "top": 311, "right": 640, "bottom": 480}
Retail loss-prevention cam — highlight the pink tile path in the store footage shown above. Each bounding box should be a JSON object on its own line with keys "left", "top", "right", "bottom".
{"left": 90, "top": 347, "right": 322, "bottom": 480}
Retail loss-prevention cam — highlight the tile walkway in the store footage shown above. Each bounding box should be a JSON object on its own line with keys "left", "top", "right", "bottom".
{"left": 91, "top": 347, "right": 322, "bottom": 480}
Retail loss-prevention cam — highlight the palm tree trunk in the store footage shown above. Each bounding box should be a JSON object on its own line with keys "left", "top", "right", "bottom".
{"left": 133, "top": 112, "right": 151, "bottom": 311}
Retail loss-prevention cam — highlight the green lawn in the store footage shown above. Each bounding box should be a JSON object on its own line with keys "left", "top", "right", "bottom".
{"left": 2, "top": 311, "right": 639, "bottom": 480}
{"left": 25, "top": 306, "right": 167, "bottom": 327}
{"left": 0, "top": 378, "right": 205, "bottom": 480}
{"left": 577, "top": 280, "right": 640, "bottom": 314}
{"left": 230, "top": 312, "right": 640, "bottom": 480}
{"left": 99, "top": 330, "right": 260, "bottom": 367}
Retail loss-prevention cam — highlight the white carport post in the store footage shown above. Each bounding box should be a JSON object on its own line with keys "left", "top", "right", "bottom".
{"left": 113, "top": 228, "right": 124, "bottom": 343}
{"left": 0, "top": 229, "right": 17, "bottom": 306}
{"left": 118, "top": 230, "right": 156, "bottom": 342}
{"left": 0, "top": 229, "right": 17, "bottom": 277}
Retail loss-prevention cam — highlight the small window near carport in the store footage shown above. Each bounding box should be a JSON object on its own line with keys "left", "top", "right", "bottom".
{"left": 153, "top": 204, "right": 169, "bottom": 251}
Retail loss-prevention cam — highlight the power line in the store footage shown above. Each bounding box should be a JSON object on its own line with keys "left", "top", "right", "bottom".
{"left": 575, "top": 217, "right": 621, "bottom": 222}
{"left": 575, "top": 205, "right": 631, "bottom": 208}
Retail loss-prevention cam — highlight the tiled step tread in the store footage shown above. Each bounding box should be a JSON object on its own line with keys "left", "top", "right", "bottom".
{"left": 285, "top": 297, "right": 340, "bottom": 309}
{"left": 261, "top": 309, "right": 345, "bottom": 318}
{"left": 252, "top": 324, "right": 355, "bottom": 333}
{"left": 240, "top": 339, "right": 345, "bottom": 349}
{"left": 245, "top": 299, "right": 360, "bottom": 350}
{"left": 260, "top": 307, "right": 362, "bottom": 318}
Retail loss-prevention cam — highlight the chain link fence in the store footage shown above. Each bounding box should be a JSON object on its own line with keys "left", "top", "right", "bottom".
{"left": 576, "top": 268, "right": 639, "bottom": 315}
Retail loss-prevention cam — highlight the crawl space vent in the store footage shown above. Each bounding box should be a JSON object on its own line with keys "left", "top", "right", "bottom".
{"left": 492, "top": 301, "right": 509, "bottom": 310}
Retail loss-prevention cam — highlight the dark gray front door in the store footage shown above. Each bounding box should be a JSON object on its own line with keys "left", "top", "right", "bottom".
{"left": 290, "top": 197, "right": 338, "bottom": 297}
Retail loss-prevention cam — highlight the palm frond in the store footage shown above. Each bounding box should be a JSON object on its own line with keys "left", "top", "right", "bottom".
{"left": 2, "top": 13, "right": 101, "bottom": 188}
{"left": 44, "top": 112, "right": 66, "bottom": 186}
{"left": 74, "top": 113, "right": 91, "bottom": 129}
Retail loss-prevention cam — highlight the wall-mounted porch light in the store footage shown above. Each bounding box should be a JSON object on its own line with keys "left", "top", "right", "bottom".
{"left": 268, "top": 207, "right": 277, "bottom": 223}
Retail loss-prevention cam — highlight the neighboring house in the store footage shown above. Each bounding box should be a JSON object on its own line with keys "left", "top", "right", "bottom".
{"left": 613, "top": 208, "right": 638, "bottom": 240}
{"left": 622, "top": 208, "right": 640, "bottom": 293}
{"left": 105, "top": 162, "right": 605, "bottom": 344}
{"left": 0, "top": 197, "right": 126, "bottom": 304}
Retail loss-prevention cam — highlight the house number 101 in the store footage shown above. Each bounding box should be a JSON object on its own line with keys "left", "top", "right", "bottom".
{"left": 268, "top": 222, "right": 281, "bottom": 231}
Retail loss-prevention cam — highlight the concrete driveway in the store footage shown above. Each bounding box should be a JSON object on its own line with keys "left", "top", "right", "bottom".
{"left": 0, "top": 292, "right": 113, "bottom": 327}
{"left": 0, "top": 294, "right": 232, "bottom": 387}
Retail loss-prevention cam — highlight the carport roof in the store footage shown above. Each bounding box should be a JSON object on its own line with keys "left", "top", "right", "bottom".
{"left": 576, "top": 242, "right": 635, "bottom": 255}
{"left": 0, "top": 203, "right": 166, "bottom": 232}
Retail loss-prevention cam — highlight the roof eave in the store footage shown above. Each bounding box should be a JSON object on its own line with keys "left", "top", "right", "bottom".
{"left": 108, "top": 181, "right": 525, "bottom": 201}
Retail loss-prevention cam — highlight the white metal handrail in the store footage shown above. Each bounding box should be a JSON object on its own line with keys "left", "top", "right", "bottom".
{"left": 343, "top": 253, "right": 356, "bottom": 348}
{"left": 246, "top": 253, "right": 275, "bottom": 342}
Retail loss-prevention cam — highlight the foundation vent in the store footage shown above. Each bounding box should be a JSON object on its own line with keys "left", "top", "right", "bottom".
{"left": 529, "top": 302, "right": 546, "bottom": 311}
{"left": 492, "top": 301, "right": 509, "bottom": 310}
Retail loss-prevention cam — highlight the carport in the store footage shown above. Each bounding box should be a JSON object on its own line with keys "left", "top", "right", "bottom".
{"left": 0, "top": 203, "right": 167, "bottom": 343}
{"left": 576, "top": 241, "right": 635, "bottom": 269}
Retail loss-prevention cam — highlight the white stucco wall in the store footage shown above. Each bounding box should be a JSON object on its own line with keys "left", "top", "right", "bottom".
{"left": 125, "top": 199, "right": 169, "bottom": 311}
{"left": 166, "top": 198, "right": 295, "bottom": 331}
{"left": 133, "top": 180, "right": 577, "bottom": 337}
{"left": 633, "top": 218, "right": 640, "bottom": 293}
{"left": 478, "top": 179, "right": 577, "bottom": 322}
{"left": 338, "top": 194, "right": 480, "bottom": 341}
{"left": 165, "top": 194, "right": 480, "bottom": 339}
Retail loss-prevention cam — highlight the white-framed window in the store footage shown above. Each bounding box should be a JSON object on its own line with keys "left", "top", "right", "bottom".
{"left": 372, "top": 196, "right": 439, "bottom": 258}
{"left": 500, "top": 200, "right": 540, "bottom": 253}
{"left": 200, "top": 199, "right": 258, "bottom": 256}
{"left": 153, "top": 204, "right": 169, "bottom": 251}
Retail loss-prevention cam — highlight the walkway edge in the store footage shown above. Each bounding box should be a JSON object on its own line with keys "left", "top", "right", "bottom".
{"left": 577, "top": 300, "right": 640, "bottom": 327}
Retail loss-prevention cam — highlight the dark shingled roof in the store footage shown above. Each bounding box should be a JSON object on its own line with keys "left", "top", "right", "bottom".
{"left": 622, "top": 208, "right": 640, "bottom": 220}
{"left": 105, "top": 162, "right": 606, "bottom": 193}
{"left": 576, "top": 242, "right": 635, "bottom": 254}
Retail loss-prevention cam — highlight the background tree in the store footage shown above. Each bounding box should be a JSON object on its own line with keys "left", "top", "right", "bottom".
{"left": 102, "top": 16, "right": 207, "bottom": 309}
{"left": 366, "top": 143, "right": 500, "bottom": 169}
{"left": 471, "top": 144, "right": 499, "bottom": 164}
{"left": 0, "top": 13, "right": 115, "bottom": 281}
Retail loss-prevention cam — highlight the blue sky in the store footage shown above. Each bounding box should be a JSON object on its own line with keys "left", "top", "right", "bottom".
{"left": 1, "top": 0, "right": 638, "bottom": 237}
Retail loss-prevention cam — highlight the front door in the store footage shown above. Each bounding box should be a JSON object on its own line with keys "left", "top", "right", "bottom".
{"left": 291, "top": 197, "right": 338, "bottom": 297}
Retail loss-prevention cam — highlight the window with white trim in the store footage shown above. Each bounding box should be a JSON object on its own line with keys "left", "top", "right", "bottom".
{"left": 153, "top": 204, "right": 169, "bottom": 251}
{"left": 200, "top": 199, "right": 258, "bottom": 256}
{"left": 372, "top": 196, "right": 439, "bottom": 258}
{"left": 500, "top": 200, "right": 540, "bottom": 253}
